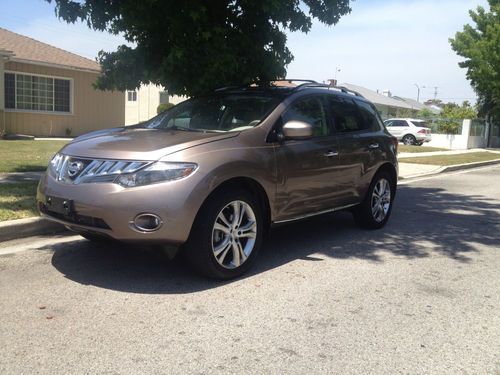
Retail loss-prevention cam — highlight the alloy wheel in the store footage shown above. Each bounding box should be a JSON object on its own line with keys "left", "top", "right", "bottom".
{"left": 211, "top": 200, "right": 257, "bottom": 269}
{"left": 371, "top": 178, "right": 391, "bottom": 223}
{"left": 403, "top": 135, "right": 415, "bottom": 145}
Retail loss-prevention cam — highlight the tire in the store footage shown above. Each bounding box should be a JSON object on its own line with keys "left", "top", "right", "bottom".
{"left": 352, "top": 171, "right": 395, "bottom": 229}
{"left": 184, "top": 189, "right": 263, "bottom": 279}
{"left": 402, "top": 134, "right": 417, "bottom": 145}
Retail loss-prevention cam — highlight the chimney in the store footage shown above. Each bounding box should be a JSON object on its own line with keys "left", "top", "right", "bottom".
{"left": 382, "top": 90, "right": 392, "bottom": 97}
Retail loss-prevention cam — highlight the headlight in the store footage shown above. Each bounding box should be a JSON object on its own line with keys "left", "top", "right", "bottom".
{"left": 48, "top": 153, "right": 64, "bottom": 178}
{"left": 114, "top": 162, "right": 198, "bottom": 187}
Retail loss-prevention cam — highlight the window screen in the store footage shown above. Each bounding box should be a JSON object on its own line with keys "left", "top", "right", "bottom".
{"left": 4, "top": 73, "right": 71, "bottom": 113}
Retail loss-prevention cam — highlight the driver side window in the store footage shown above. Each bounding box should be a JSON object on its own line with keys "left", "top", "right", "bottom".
{"left": 282, "top": 96, "right": 330, "bottom": 137}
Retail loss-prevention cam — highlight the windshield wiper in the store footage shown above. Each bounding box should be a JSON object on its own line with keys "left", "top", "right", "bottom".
{"left": 168, "top": 125, "right": 206, "bottom": 132}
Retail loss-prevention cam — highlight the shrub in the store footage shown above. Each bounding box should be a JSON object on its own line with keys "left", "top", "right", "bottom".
{"left": 157, "top": 102, "right": 175, "bottom": 114}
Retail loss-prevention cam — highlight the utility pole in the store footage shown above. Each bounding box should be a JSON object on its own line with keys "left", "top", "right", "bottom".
{"left": 433, "top": 86, "right": 439, "bottom": 101}
{"left": 414, "top": 83, "right": 425, "bottom": 103}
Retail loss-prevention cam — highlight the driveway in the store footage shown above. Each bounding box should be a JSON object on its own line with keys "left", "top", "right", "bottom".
{"left": 1, "top": 165, "right": 499, "bottom": 374}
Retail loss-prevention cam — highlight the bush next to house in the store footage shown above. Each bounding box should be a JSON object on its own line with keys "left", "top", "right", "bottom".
{"left": 157, "top": 102, "right": 175, "bottom": 114}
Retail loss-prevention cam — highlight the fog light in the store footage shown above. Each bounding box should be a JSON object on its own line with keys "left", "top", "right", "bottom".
{"left": 132, "top": 213, "right": 163, "bottom": 232}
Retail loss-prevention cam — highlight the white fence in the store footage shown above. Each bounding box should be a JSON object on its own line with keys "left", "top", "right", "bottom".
{"left": 427, "top": 119, "right": 497, "bottom": 149}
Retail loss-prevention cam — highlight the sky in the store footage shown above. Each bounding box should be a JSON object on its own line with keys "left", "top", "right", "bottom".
{"left": 0, "top": 0, "right": 489, "bottom": 104}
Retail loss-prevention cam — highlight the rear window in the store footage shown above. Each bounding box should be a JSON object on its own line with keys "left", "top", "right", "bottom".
{"left": 411, "top": 120, "right": 428, "bottom": 127}
{"left": 328, "top": 97, "right": 367, "bottom": 133}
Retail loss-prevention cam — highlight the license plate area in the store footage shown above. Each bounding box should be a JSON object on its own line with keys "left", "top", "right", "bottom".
{"left": 45, "top": 196, "right": 75, "bottom": 216}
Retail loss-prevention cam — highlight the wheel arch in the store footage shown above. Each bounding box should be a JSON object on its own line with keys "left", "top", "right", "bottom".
{"left": 196, "top": 176, "right": 272, "bottom": 235}
{"left": 375, "top": 162, "right": 398, "bottom": 194}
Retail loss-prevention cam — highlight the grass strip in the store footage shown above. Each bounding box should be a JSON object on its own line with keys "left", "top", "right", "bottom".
{"left": 399, "top": 152, "right": 500, "bottom": 166}
{"left": 399, "top": 145, "right": 448, "bottom": 153}
{"left": 0, "top": 182, "right": 39, "bottom": 221}
{"left": 0, "top": 140, "right": 68, "bottom": 173}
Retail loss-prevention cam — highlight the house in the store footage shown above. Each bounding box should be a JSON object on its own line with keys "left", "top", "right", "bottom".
{"left": 124, "top": 84, "right": 184, "bottom": 125}
{"left": 341, "top": 83, "right": 417, "bottom": 119}
{"left": 392, "top": 96, "right": 441, "bottom": 115}
{"left": 0, "top": 28, "right": 182, "bottom": 137}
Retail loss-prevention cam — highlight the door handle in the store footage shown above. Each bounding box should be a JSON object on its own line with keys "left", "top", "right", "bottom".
{"left": 324, "top": 151, "right": 339, "bottom": 157}
{"left": 368, "top": 143, "right": 379, "bottom": 149}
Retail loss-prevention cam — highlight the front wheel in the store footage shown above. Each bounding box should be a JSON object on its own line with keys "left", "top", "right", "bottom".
{"left": 184, "top": 189, "right": 263, "bottom": 279}
{"left": 353, "top": 171, "right": 395, "bottom": 229}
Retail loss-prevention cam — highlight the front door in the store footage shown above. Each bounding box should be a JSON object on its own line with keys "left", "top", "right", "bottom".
{"left": 273, "top": 95, "right": 349, "bottom": 221}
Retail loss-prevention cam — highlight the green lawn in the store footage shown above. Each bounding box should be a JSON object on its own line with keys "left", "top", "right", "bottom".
{"left": 399, "top": 151, "right": 500, "bottom": 166}
{"left": 0, "top": 182, "right": 39, "bottom": 221}
{"left": 0, "top": 140, "right": 68, "bottom": 173}
{"left": 399, "top": 145, "right": 448, "bottom": 153}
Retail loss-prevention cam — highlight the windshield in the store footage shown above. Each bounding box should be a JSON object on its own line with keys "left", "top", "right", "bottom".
{"left": 145, "top": 93, "right": 281, "bottom": 132}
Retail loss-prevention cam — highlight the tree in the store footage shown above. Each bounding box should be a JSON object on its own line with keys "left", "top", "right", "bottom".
{"left": 47, "top": 0, "right": 352, "bottom": 96}
{"left": 449, "top": 0, "right": 500, "bottom": 119}
{"left": 441, "top": 102, "right": 477, "bottom": 120}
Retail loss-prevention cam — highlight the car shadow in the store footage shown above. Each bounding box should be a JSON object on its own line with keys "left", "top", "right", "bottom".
{"left": 49, "top": 184, "right": 500, "bottom": 294}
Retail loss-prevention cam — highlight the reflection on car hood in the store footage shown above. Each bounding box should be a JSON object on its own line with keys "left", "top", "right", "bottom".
{"left": 61, "top": 126, "right": 238, "bottom": 160}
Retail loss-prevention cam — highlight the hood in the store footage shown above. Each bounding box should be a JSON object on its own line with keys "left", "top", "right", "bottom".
{"left": 61, "top": 127, "right": 239, "bottom": 161}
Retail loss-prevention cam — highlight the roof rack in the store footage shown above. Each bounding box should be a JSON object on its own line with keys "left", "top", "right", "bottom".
{"left": 214, "top": 85, "right": 247, "bottom": 92}
{"left": 292, "top": 83, "right": 364, "bottom": 98}
{"left": 213, "top": 80, "right": 364, "bottom": 99}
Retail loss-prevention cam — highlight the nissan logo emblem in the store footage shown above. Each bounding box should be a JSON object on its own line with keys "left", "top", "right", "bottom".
{"left": 67, "top": 161, "right": 84, "bottom": 177}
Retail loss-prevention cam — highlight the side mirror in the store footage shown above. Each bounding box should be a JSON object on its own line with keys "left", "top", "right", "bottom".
{"left": 282, "top": 121, "right": 313, "bottom": 140}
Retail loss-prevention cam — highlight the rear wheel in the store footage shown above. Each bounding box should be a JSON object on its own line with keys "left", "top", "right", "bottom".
{"left": 402, "top": 134, "right": 417, "bottom": 145}
{"left": 353, "top": 171, "right": 395, "bottom": 229}
{"left": 184, "top": 189, "right": 263, "bottom": 279}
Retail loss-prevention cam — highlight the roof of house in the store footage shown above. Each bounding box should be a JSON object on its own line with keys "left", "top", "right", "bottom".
{"left": 342, "top": 83, "right": 414, "bottom": 110}
{"left": 0, "top": 27, "right": 100, "bottom": 72}
{"left": 392, "top": 96, "right": 442, "bottom": 114}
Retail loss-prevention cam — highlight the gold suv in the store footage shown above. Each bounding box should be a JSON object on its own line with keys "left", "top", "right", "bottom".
{"left": 38, "top": 80, "right": 398, "bottom": 279}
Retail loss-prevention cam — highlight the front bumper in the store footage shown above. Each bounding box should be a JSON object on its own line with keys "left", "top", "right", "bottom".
{"left": 36, "top": 172, "right": 206, "bottom": 244}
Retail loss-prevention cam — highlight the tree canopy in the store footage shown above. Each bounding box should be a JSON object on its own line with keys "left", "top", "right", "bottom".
{"left": 449, "top": 0, "right": 500, "bottom": 119}
{"left": 47, "top": 0, "right": 351, "bottom": 96}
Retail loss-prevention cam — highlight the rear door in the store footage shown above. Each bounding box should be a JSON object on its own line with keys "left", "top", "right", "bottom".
{"left": 388, "top": 119, "right": 409, "bottom": 138}
{"left": 326, "top": 96, "right": 385, "bottom": 204}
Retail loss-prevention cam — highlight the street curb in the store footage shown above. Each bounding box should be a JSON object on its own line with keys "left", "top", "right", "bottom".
{"left": 399, "top": 158, "right": 500, "bottom": 180}
{"left": 0, "top": 217, "right": 66, "bottom": 242}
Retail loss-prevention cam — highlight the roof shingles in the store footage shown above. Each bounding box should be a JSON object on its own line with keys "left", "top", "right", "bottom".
{"left": 0, "top": 27, "right": 100, "bottom": 72}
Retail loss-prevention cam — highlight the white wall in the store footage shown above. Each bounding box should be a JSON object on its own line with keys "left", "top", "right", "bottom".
{"left": 427, "top": 120, "right": 489, "bottom": 150}
{"left": 125, "top": 84, "right": 187, "bottom": 125}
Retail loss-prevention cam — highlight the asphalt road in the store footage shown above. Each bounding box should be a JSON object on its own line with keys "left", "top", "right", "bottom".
{"left": 1, "top": 165, "right": 499, "bottom": 374}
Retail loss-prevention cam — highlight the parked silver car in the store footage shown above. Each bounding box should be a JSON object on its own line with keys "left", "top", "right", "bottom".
{"left": 384, "top": 118, "right": 432, "bottom": 145}
{"left": 38, "top": 80, "right": 398, "bottom": 279}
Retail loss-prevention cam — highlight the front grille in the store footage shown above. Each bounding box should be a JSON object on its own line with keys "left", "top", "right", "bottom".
{"left": 52, "top": 154, "right": 150, "bottom": 184}
{"left": 40, "top": 202, "right": 111, "bottom": 229}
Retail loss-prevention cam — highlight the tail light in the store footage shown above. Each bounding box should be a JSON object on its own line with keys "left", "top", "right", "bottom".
{"left": 391, "top": 136, "right": 398, "bottom": 154}
{"left": 417, "top": 129, "right": 426, "bottom": 134}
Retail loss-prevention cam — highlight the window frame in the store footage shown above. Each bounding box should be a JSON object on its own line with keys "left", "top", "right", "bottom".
{"left": 127, "top": 90, "right": 138, "bottom": 102}
{"left": 4, "top": 71, "right": 73, "bottom": 115}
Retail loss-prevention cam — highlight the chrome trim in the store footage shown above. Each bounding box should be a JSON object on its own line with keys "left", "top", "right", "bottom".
{"left": 129, "top": 213, "right": 163, "bottom": 233}
{"left": 273, "top": 203, "right": 359, "bottom": 224}
{"left": 54, "top": 154, "right": 152, "bottom": 184}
